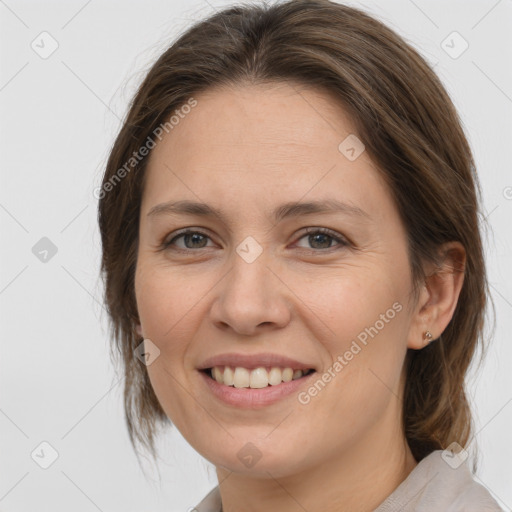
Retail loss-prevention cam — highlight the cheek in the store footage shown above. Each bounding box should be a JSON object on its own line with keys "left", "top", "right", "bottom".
{"left": 302, "top": 267, "right": 409, "bottom": 406}
{"left": 134, "top": 262, "right": 212, "bottom": 417}
{"left": 302, "top": 265, "right": 404, "bottom": 348}
{"left": 135, "top": 261, "right": 204, "bottom": 344}
{"left": 135, "top": 264, "right": 206, "bottom": 432}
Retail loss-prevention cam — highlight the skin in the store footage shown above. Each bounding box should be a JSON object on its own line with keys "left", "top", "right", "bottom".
{"left": 134, "top": 82, "right": 465, "bottom": 512}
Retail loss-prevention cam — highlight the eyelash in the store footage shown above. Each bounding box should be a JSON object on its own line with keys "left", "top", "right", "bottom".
{"left": 160, "top": 227, "right": 349, "bottom": 253}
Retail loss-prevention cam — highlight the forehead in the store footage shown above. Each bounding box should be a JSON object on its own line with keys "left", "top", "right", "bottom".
{"left": 155, "top": 82, "right": 359, "bottom": 160}
{"left": 141, "top": 82, "right": 391, "bottom": 221}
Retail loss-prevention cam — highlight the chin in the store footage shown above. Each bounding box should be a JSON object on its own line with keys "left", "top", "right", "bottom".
{"left": 198, "top": 435, "right": 313, "bottom": 479}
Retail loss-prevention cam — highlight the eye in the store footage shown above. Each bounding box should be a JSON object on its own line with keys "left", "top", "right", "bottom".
{"left": 160, "top": 227, "right": 349, "bottom": 252}
{"left": 162, "top": 229, "right": 215, "bottom": 250}
{"left": 294, "top": 227, "right": 349, "bottom": 251}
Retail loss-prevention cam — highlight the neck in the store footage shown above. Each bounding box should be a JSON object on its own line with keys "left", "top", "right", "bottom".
{"left": 215, "top": 406, "right": 417, "bottom": 512}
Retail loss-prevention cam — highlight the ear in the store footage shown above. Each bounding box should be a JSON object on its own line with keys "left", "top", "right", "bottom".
{"left": 407, "top": 241, "right": 466, "bottom": 350}
{"left": 134, "top": 323, "right": 143, "bottom": 338}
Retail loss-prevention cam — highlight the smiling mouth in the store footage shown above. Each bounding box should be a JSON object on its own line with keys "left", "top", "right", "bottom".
{"left": 201, "top": 366, "right": 316, "bottom": 389}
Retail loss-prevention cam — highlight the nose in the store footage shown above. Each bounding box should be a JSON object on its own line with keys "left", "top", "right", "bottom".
{"left": 209, "top": 251, "right": 292, "bottom": 336}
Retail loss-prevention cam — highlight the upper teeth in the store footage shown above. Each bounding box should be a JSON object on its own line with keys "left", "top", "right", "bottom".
{"left": 210, "top": 366, "right": 311, "bottom": 388}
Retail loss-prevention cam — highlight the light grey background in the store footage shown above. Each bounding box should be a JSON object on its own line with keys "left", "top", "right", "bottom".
{"left": 0, "top": 0, "right": 511, "bottom": 510}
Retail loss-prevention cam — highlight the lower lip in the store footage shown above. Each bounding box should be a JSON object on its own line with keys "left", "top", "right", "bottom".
{"left": 198, "top": 370, "right": 316, "bottom": 408}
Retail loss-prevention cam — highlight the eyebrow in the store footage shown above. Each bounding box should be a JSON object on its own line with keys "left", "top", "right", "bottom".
{"left": 147, "top": 199, "right": 370, "bottom": 223}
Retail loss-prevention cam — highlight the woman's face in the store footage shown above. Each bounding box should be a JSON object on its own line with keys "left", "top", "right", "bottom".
{"left": 135, "top": 82, "right": 420, "bottom": 477}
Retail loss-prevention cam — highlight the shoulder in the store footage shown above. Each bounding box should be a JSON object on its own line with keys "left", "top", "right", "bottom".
{"left": 375, "top": 450, "right": 504, "bottom": 512}
{"left": 193, "top": 485, "right": 222, "bottom": 512}
{"left": 193, "top": 451, "right": 503, "bottom": 512}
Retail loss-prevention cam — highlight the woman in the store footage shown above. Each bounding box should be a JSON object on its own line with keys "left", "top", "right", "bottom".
{"left": 97, "top": 1, "right": 503, "bottom": 510}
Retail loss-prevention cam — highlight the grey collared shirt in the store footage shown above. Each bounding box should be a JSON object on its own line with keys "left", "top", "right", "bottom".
{"left": 193, "top": 450, "right": 504, "bottom": 511}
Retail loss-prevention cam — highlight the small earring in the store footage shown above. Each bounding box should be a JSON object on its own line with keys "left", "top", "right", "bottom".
{"left": 423, "top": 331, "right": 433, "bottom": 343}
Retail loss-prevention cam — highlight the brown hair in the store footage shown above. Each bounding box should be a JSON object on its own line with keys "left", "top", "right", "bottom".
{"left": 98, "top": 0, "right": 492, "bottom": 466}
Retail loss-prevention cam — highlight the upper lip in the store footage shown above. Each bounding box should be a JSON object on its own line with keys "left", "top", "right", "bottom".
{"left": 197, "top": 352, "right": 316, "bottom": 371}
